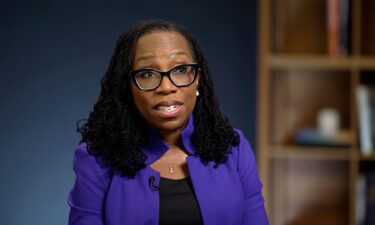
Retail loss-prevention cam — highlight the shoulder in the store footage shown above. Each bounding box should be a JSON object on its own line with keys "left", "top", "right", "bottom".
{"left": 73, "top": 143, "right": 99, "bottom": 169}
{"left": 72, "top": 143, "right": 113, "bottom": 186}
{"left": 68, "top": 143, "right": 114, "bottom": 216}
{"left": 229, "top": 128, "right": 263, "bottom": 192}
{"left": 230, "top": 128, "right": 256, "bottom": 163}
{"left": 229, "top": 130, "right": 268, "bottom": 224}
{"left": 229, "top": 129, "right": 258, "bottom": 178}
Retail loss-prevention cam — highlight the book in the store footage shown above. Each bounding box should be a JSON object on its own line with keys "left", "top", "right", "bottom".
{"left": 358, "top": 173, "right": 375, "bottom": 225}
{"left": 326, "top": 0, "right": 350, "bottom": 56}
{"left": 295, "top": 128, "right": 352, "bottom": 148}
{"left": 356, "top": 85, "right": 374, "bottom": 156}
{"left": 357, "top": 175, "right": 366, "bottom": 225}
{"left": 327, "top": 0, "right": 340, "bottom": 56}
{"left": 339, "top": 0, "right": 350, "bottom": 55}
{"left": 369, "top": 86, "right": 375, "bottom": 155}
{"left": 366, "top": 172, "right": 375, "bottom": 225}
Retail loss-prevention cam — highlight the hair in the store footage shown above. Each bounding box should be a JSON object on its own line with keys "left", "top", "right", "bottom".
{"left": 77, "top": 19, "right": 240, "bottom": 178}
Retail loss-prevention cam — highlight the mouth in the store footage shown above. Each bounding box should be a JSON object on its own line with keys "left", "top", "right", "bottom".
{"left": 154, "top": 100, "right": 183, "bottom": 117}
{"left": 156, "top": 105, "right": 179, "bottom": 112}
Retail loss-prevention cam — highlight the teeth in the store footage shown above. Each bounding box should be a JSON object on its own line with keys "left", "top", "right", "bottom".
{"left": 157, "top": 105, "right": 178, "bottom": 112}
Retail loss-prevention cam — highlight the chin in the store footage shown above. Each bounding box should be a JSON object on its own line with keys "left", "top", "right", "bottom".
{"left": 152, "top": 118, "right": 188, "bottom": 133}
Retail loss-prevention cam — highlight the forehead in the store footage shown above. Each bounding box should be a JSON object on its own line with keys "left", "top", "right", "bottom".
{"left": 133, "top": 31, "right": 193, "bottom": 64}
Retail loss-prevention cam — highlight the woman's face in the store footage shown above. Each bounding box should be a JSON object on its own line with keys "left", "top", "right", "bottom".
{"left": 130, "top": 31, "right": 200, "bottom": 136}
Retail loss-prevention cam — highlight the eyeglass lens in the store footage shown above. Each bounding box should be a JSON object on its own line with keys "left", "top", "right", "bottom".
{"left": 134, "top": 64, "right": 196, "bottom": 90}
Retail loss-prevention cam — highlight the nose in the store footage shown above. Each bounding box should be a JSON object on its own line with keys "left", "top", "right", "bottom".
{"left": 155, "top": 75, "right": 178, "bottom": 94}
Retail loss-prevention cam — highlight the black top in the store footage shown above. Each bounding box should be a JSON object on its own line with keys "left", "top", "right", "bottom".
{"left": 159, "top": 176, "right": 203, "bottom": 225}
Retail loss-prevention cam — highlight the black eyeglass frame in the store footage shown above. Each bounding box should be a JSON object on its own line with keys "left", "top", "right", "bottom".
{"left": 128, "top": 63, "right": 200, "bottom": 91}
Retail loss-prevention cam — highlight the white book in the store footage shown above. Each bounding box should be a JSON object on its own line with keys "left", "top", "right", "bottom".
{"left": 356, "top": 85, "right": 373, "bottom": 156}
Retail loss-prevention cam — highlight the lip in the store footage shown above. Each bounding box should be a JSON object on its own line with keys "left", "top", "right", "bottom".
{"left": 153, "top": 100, "right": 183, "bottom": 118}
{"left": 154, "top": 100, "right": 183, "bottom": 108}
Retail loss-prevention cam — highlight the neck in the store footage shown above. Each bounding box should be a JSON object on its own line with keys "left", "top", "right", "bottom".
{"left": 154, "top": 117, "right": 190, "bottom": 148}
{"left": 158, "top": 129, "right": 181, "bottom": 147}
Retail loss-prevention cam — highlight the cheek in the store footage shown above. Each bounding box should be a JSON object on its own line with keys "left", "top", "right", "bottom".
{"left": 130, "top": 86, "right": 150, "bottom": 115}
{"left": 185, "top": 89, "right": 198, "bottom": 111}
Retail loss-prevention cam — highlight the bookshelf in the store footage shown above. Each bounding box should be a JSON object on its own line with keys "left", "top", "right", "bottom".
{"left": 257, "top": 0, "right": 375, "bottom": 225}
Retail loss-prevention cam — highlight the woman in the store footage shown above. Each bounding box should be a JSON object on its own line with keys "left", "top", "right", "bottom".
{"left": 68, "top": 19, "right": 268, "bottom": 225}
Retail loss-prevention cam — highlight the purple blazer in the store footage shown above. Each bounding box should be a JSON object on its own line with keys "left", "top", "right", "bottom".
{"left": 67, "top": 116, "right": 269, "bottom": 225}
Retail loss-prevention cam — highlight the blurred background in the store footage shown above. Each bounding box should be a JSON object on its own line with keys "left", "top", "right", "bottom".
{"left": 257, "top": 0, "right": 375, "bottom": 225}
{"left": 0, "top": 0, "right": 257, "bottom": 224}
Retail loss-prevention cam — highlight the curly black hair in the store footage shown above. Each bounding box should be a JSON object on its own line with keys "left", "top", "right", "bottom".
{"left": 77, "top": 19, "right": 239, "bottom": 178}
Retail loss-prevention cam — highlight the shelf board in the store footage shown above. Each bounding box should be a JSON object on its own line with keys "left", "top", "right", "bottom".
{"left": 359, "top": 152, "right": 375, "bottom": 161}
{"left": 268, "top": 54, "right": 375, "bottom": 70}
{"left": 359, "top": 57, "right": 375, "bottom": 70}
{"left": 269, "top": 145, "right": 352, "bottom": 161}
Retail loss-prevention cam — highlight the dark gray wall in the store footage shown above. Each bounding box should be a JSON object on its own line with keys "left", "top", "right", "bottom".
{"left": 0, "top": 1, "right": 257, "bottom": 224}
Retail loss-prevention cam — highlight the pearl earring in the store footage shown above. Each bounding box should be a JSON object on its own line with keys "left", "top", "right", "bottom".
{"left": 196, "top": 90, "right": 200, "bottom": 96}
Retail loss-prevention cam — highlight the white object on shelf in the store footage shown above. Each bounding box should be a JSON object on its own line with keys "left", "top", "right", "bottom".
{"left": 317, "top": 108, "right": 340, "bottom": 139}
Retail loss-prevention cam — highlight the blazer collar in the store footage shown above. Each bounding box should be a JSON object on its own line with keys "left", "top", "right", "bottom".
{"left": 142, "top": 114, "right": 197, "bottom": 166}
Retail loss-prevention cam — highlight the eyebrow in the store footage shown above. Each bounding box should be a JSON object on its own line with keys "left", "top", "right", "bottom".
{"left": 136, "top": 51, "right": 190, "bottom": 63}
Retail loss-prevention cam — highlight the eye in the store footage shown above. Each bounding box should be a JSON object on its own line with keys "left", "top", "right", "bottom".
{"left": 138, "top": 70, "right": 158, "bottom": 79}
{"left": 174, "top": 65, "right": 188, "bottom": 74}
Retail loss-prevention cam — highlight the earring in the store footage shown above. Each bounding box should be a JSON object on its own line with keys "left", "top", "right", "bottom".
{"left": 196, "top": 90, "right": 200, "bottom": 96}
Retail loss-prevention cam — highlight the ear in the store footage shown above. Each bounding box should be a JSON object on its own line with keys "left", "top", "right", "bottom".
{"left": 196, "top": 68, "right": 201, "bottom": 86}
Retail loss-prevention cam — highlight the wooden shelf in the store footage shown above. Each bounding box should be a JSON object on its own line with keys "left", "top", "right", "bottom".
{"left": 268, "top": 54, "right": 375, "bottom": 70}
{"left": 358, "top": 57, "right": 375, "bottom": 70}
{"left": 257, "top": 0, "right": 375, "bottom": 225}
{"left": 269, "top": 145, "right": 351, "bottom": 161}
{"left": 359, "top": 152, "right": 375, "bottom": 161}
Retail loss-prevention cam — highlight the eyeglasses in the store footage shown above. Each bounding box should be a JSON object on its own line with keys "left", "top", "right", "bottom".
{"left": 129, "top": 63, "right": 199, "bottom": 91}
